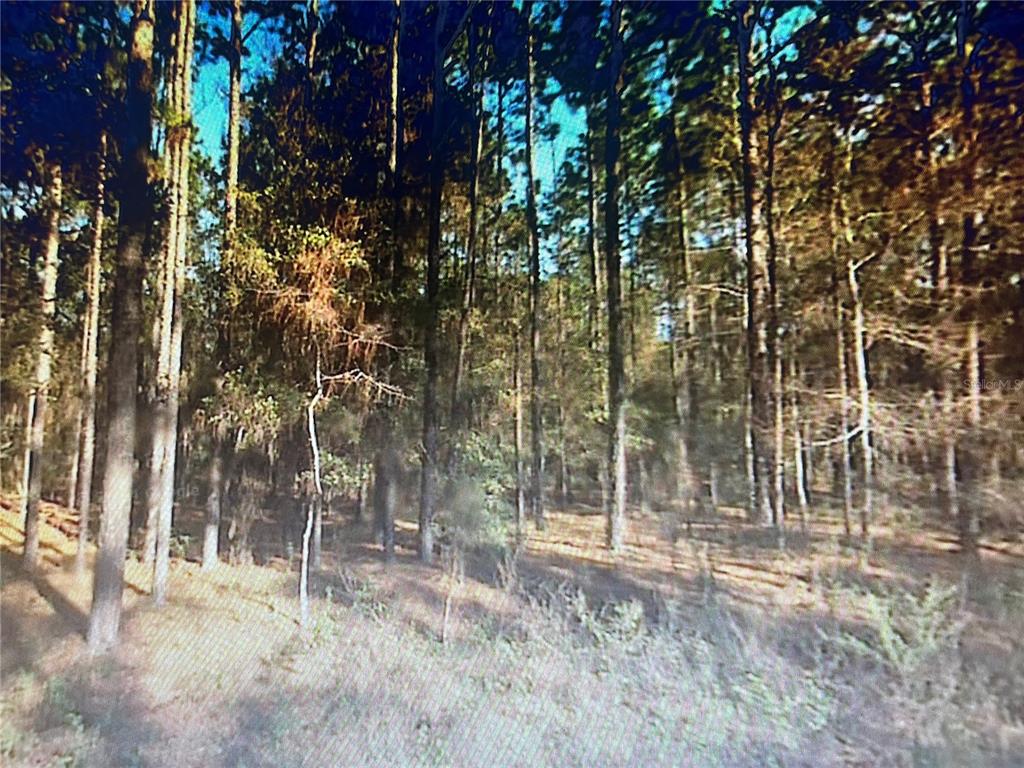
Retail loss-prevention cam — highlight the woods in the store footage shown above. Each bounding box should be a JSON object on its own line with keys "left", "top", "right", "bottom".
{"left": 2, "top": 2, "right": 1023, "bottom": 765}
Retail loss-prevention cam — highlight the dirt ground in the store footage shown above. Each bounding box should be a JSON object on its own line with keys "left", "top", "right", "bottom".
{"left": 1, "top": 493, "right": 1022, "bottom": 767}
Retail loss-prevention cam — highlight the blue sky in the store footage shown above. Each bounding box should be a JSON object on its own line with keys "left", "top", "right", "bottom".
{"left": 191, "top": 3, "right": 582, "bottom": 272}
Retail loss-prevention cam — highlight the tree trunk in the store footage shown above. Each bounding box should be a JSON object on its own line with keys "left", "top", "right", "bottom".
{"left": 957, "top": 1, "right": 981, "bottom": 551}
{"left": 555, "top": 275, "right": 570, "bottom": 509}
{"left": 735, "top": 4, "right": 771, "bottom": 525}
{"left": 524, "top": 11, "right": 545, "bottom": 531}
{"left": 448, "top": 18, "right": 484, "bottom": 462}
{"left": 513, "top": 295, "right": 525, "bottom": 537}
{"left": 837, "top": 134, "right": 873, "bottom": 542}
{"left": 765, "top": 95, "right": 785, "bottom": 532}
{"left": 374, "top": 445, "right": 397, "bottom": 562}
{"left": 585, "top": 115, "right": 604, "bottom": 353}
{"left": 419, "top": 1, "right": 448, "bottom": 565}
{"left": 144, "top": 0, "right": 184, "bottom": 565}
{"left": 664, "top": 116, "right": 696, "bottom": 516}
{"left": 23, "top": 161, "right": 63, "bottom": 574}
{"left": 311, "top": 495, "right": 322, "bottom": 571}
{"left": 226, "top": 0, "right": 241, "bottom": 237}
{"left": 604, "top": 0, "right": 627, "bottom": 552}
{"left": 75, "top": 136, "right": 107, "bottom": 575}
{"left": 828, "top": 133, "right": 853, "bottom": 538}
{"left": 88, "top": 0, "right": 155, "bottom": 653}
{"left": 202, "top": 436, "right": 224, "bottom": 570}
{"left": 848, "top": 261, "right": 873, "bottom": 541}
{"left": 202, "top": 0, "right": 242, "bottom": 574}
{"left": 301, "top": 359, "right": 324, "bottom": 628}
{"left": 790, "top": 357, "right": 808, "bottom": 529}
{"left": 153, "top": 0, "right": 196, "bottom": 605}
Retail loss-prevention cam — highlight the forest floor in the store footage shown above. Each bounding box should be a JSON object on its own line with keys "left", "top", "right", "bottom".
{"left": 1, "top": 492, "right": 1023, "bottom": 767}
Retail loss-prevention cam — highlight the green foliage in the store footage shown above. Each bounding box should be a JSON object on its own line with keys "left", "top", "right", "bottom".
{"left": 330, "top": 568, "right": 391, "bottom": 622}
{"left": 198, "top": 369, "right": 282, "bottom": 446}
{"left": 437, "top": 480, "right": 509, "bottom": 557}
{"left": 825, "top": 581, "right": 965, "bottom": 679}
{"left": 318, "top": 450, "right": 367, "bottom": 497}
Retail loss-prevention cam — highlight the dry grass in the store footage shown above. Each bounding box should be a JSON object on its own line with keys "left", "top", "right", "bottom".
{"left": 1, "top": 494, "right": 1022, "bottom": 767}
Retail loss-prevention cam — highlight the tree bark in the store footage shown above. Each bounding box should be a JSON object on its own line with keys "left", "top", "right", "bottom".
{"left": 153, "top": 0, "right": 196, "bottom": 605}
{"left": 735, "top": 3, "right": 771, "bottom": 525}
{"left": 448, "top": 18, "right": 484, "bottom": 461}
{"left": 790, "top": 357, "right": 809, "bottom": 529}
{"left": 301, "top": 357, "right": 324, "bottom": 628}
{"left": 765, "top": 83, "right": 785, "bottom": 532}
{"left": 585, "top": 115, "right": 604, "bottom": 353}
{"left": 555, "top": 274, "right": 570, "bottom": 509}
{"left": 388, "top": 0, "right": 404, "bottom": 290}
{"left": 419, "top": 1, "right": 448, "bottom": 565}
{"left": 374, "top": 445, "right": 397, "bottom": 562}
{"left": 664, "top": 116, "right": 697, "bottom": 516}
{"left": 75, "top": 136, "right": 107, "bottom": 575}
{"left": 837, "top": 133, "right": 873, "bottom": 542}
{"left": 88, "top": 0, "right": 155, "bottom": 653}
{"left": 23, "top": 161, "right": 63, "bottom": 574}
{"left": 957, "top": 0, "right": 981, "bottom": 551}
{"left": 827, "top": 133, "right": 854, "bottom": 538}
{"left": 604, "top": 0, "right": 627, "bottom": 552}
{"left": 143, "top": 0, "right": 185, "bottom": 565}
{"left": 513, "top": 291, "right": 525, "bottom": 537}
{"left": 524, "top": 9, "right": 545, "bottom": 531}
{"left": 226, "top": 0, "right": 242, "bottom": 237}
{"left": 202, "top": 435, "right": 224, "bottom": 570}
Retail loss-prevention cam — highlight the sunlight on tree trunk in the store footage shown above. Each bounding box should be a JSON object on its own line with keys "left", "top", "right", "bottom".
{"left": 23, "top": 161, "right": 62, "bottom": 574}
{"left": 88, "top": 0, "right": 155, "bottom": 653}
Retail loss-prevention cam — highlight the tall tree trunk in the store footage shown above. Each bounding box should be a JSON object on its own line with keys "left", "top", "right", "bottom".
{"left": 419, "top": 1, "right": 448, "bottom": 565}
{"left": 88, "top": 0, "right": 155, "bottom": 653}
{"left": 918, "top": 65, "right": 961, "bottom": 541}
{"left": 832, "top": 128, "right": 874, "bottom": 543}
{"left": 828, "top": 134, "right": 854, "bottom": 538}
{"left": 604, "top": 0, "right": 627, "bottom": 552}
{"left": 708, "top": 292, "right": 721, "bottom": 511}
{"left": 374, "top": 444, "right": 397, "bottom": 562}
{"left": 204, "top": 0, "right": 242, "bottom": 572}
{"left": 225, "top": 0, "right": 242, "bottom": 237}
{"left": 202, "top": 434, "right": 223, "bottom": 570}
{"left": 301, "top": 357, "right": 324, "bottom": 628}
{"left": 20, "top": 396, "right": 34, "bottom": 522}
{"left": 735, "top": 3, "right": 771, "bottom": 525}
{"left": 143, "top": 0, "right": 185, "bottom": 565}
{"left": 513, "top": 291, "right": 525, "bottom": 537}
{"left": 585, "top": 115, "right": 604, "bottom": 352}
{"left": 311, "top": 496, "right": 322, "bottom": 571}
{"left": 665, "top": 116, "right": 697, "bottom": 515}
{"left": 847, "top": 257, "right": 873, "bottom": 541}
{"left": 790, "top": 356, "right": 809, "bottom": 529}
{"left": 449, "top": 18, "right": 484, "bottom": 461}
{"left": 23, "top": 161, "right": 63, "bottom": 574}
{"left": 555, "top": 274, "right": 570, "bottom": 509}
{"left": 75, "top": 136, "right": 107, "bottom": 575}
{"left": 957, "top": 0, "right": 981, "bottom": 551}
{"left": 371, "top": 0, "right": 402, "bottom": 558}
{"left": 524, "top": 10, "right": 545, "bottom": 531}
{"left": 388, "top": 0, "right": 404, "bottom": 290}
{"left": 153, "top": 0, "right": 196, "bottom": 605}
{"left": 765, "top": 94, "right": 785, "bottom": 532}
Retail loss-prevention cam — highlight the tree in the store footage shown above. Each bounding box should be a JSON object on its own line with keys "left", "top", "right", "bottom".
{"left": 74, "top": 134, "right": 107, "bottom": 575}
{"left": 88, "top": 0, "right": 156, "bottom": 652}
{"left": 734, "top": 1, "right": 772, "bottom": 525}
{"left": 418, "top": 1, "right": 449, "bottom": 565}
{"left": 604, "top": 0, "right": 626, "bottom": 552}
{"left": 523, "top": 3, "right": 545, "bottom": 531}
{"left": 146, "top": 0, "right": 197, "bottom": 605}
